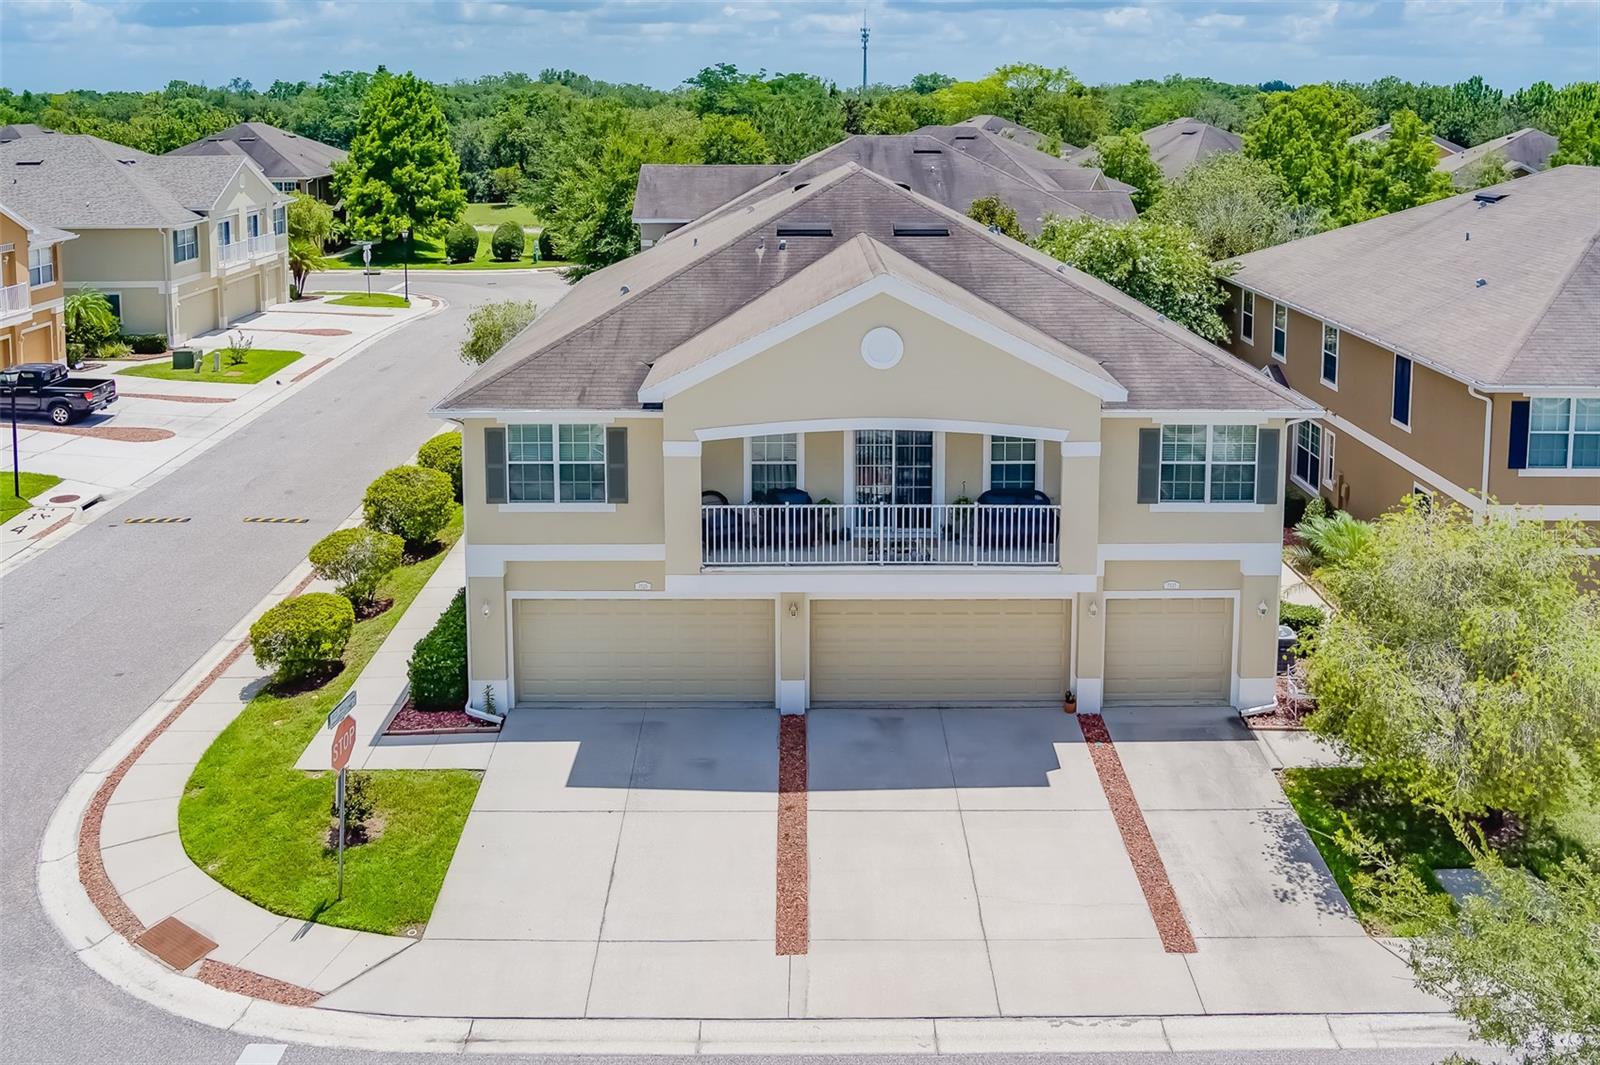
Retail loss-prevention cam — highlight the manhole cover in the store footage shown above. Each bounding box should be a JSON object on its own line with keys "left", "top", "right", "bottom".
{"left": 135, "top": 916, "right": 217, "bottom": 970}
{"left": 49, "top": 494, "right": 80, "bottom": 504}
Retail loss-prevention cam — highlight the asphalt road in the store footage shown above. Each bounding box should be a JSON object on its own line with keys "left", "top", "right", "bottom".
{"left": 0, "top": 270, "right": 1485, "bottom": 1065}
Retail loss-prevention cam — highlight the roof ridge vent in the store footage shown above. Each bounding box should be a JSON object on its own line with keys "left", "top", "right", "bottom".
{"left": 1474, "top": 191, "right": 1508, "bottom": 205}
{"left": 892, "top": 224, "right": 949, "bottom": 237}
{"left": 775, "top": 224, "right": 833, "bottom": 237}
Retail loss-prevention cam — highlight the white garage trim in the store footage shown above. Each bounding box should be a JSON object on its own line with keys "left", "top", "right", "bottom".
{"left": 667, "top": 572, "right": 1095, "bottom": 596}
{"left": 1096, "top": 591, "right": 1241, "bottom": 708}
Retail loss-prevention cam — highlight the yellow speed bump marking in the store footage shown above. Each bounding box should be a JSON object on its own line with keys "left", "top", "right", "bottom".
{"left": 123, "top": 517, "right": 191, "bottom": 524}
{"left": 243, "top": 517, "right": 310, "bottom": 524}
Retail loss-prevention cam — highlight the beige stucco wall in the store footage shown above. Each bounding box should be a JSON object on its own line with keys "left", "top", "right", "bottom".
{"left": 1486, "top": 393, "right": 1600, "bottom": 509}
{"left": 62, "top": 230, "right": 163, "bottom": 286}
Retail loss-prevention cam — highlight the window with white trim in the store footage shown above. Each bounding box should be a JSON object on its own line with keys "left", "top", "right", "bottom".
{"left": 273, "top": 180, "right": 297, "bottom": 192}
{"left": 1240, "top": 290, "right": 1254, "bottom": 343}
{"left": 1159, "top": 424, "right": 1257, "bottom": 503}
{"left": 1272, "top": 303, "right": 1287, "bottom": 361}
{"left": 247, "top": 213, "right": 261, "bottom": 238}
{"left": 27, "top": 247, "right": 53, "bottom": 286}
{"left": 1293, "top": 421, "right": 1323, "bottom": 490}
{"left": 749, "top": 434, "right": 798, "bottom": 497}
{"left": 217, "top": 218, "right": 233, "bottom": 246}
{"left": 272, "top": 204, "right": 287, "bottom": 236}
{"left": 989, "top": 436, "right": 1037, "bottom": 491}
{"left": 1321, "top": 324, "right": 1339, "bottom": 387}
{"left": 505, "top": 424, "right": 606, "bottom": 502}
{"left": 1528, "top": 398, "right": 1600, "bottom": 469}
{"left": 1411, "top": 484, "right": 1434, "bottom": 512}
{"left": 1322, "top": 429, "right": 1336, "bottom": 488}
{"left": 173, "top": 226, "right": 198, "bottom": 263}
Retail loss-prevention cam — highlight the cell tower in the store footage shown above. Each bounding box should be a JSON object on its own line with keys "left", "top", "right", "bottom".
{"left": 860, "top": 9, "right": 869, "bottom": 93}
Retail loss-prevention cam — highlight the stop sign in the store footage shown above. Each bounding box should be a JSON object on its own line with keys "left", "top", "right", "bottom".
{"left": 330, "top": 715, "right": 357, "bottom": 770}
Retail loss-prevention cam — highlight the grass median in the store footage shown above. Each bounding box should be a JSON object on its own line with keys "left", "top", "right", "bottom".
{"left": 121, "top": 348, "right": 304, "bottom": 385}
{"left": 323, "top": 292, "right": 411, "bottom": 309}
{"left": 178, "top": 508, "right": 479, "bottom": 935}
{"left": 1, "top": 472, "right": 63, "bottom": 522}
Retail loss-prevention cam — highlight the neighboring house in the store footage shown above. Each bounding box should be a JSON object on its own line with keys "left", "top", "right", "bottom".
{"left": 1133, "top": 118, "right": 1243, "bottom": 180}
{"left": 435, "top": 163, "right": 1316, "bottom": 717}
{"left": 167, "top": 121, "right": 346, "bottom": 202}
{"left": 633, "top": 134, "right": 1136, "bottom": 248}
{"left": 0, "top": 124, "right": 53, "bottom": 143}
{"left": 954, "top": 114, "right": 1060, "bottom": 154}
{"left": 0, "top": 133, "right": 289, "bottom": 344}
{"left": 1219, "top": 166, "right": 1599, "bottom": 532}
{"left": 1350, "top": 122, "right": 1462, "bottom": 159}
{"left": 1436, "top": 127, "right": 1559, "bottom": 186}
{"left": 0, "top": 202, "right": 74, "bottom": 368}
{"left": 914, "top": 122, "right": 1135, "bottom": 194}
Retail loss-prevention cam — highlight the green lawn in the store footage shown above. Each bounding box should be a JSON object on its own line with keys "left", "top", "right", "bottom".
{"left": 324, "top": 292, "right": 410, "bottom": 309}
{"left": 322, "top": 234, "right": 559, "bottom": 271}
{"left": 178, "top": 509, "right": 479, "bottom": 935}
{"left": 1284, "top": 765, "right": 1597, "bottom": 935}
{"left": 120, "top": 348, "right": 304, "bottom": 385}
{"left": 463, "top": 202, "right": 540, "bottom": 229}
{"left": 1, "top": 472, "right": 63, "bottom": 522}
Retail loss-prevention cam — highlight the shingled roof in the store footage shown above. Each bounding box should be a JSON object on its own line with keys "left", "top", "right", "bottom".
{"left": 1350, "top": 122, "right": 1462, "bottom": 155}
{"left": 1226, "top": 166, "right": 1600, "bottom": 389}
{"left": 634, "top": 164, "right": 789, "bottom": 223}
{"left": 1436, "top": 127, "right": 1559, "bottom": 185}
{"left": 167, "top": 122, "right": 346, "bottom": 181}
{"left": 439, "top": 164, "right": 1312, "bottom": 417}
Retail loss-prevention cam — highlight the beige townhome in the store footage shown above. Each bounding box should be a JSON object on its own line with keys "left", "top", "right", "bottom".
{"left": 1220, "top": 166, "right": 1598, "bottom": 530}
{"left": 168, "top": 121, "right": 346, "bottom": 203}
{"left": 0, "top": 132, "right": 288, "bottom": 344}
{"left": 435, "top": 164, "right": 1316, "bottom": 717}
{"left": 0, "top": 201, "right": 74, "bottom": 367}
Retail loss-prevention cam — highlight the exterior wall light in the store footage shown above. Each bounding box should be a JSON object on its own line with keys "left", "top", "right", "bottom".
{"left": 1257, "top": 601, "right": 1269, "bottom": 618}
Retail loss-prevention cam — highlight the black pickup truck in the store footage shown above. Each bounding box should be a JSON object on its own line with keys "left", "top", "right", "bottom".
{"left": 0, "top": 362, "right": 118, "bottom": 425}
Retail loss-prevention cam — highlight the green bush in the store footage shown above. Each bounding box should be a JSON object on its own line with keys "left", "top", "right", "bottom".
{"left": 308, "top": 527, "right": 404, "bottom": 608}
{"left": 125, "top": 333, "right": 168, "bottom": 355}
{"left": 536, "top": 229, "right": 554, "bottom": 262}
{"left": 362, "top": 465, "right": 454, "bottom": 549}
{"left": 490, "top": 220, "right": 525, "bottom": 262}
{"left": 96, "top": 340, "right": 132, "bottom": 359}
{"left": 417, "top": 432, "right": 463, "bottom": 501}
{"left": 407, "top": 588, "right": 467, "bottom": 711}
{"left": 250, "top": 592, "right": 355, "bottom": 683}
{"left": 1280, "top": 601, "right": 1326, "bottom": 633}
{"left": 331, "top": 771, "right": 376, "bottom": 826}
{"left": 443, "top": 220, "right": 479, "bottom": 263}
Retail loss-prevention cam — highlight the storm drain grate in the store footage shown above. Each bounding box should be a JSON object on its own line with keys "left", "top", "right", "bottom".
{"left": 123, "top": 517, "right": 191, "bottom": 525}
{"left": 135, "top": 916, "right": 217, "bottom": 970}
{"left": 243, "top": 517, "right": 310, "bottom": 524}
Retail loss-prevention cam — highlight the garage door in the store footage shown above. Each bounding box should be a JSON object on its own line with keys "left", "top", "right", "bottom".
{"left": 811, "top": 600, "right": 1068, "bottom": 704}
{"left": 1103, "top": 598, "right": 1232, "bottom": 704}
{"left": 223, "top": 277, "right": 258, "bottom": 324}
{"left": 178, "top": 291, "right": 218, "bottom": 340}
{"left": 513, "top": 599, "right": 773, "bottom": 703}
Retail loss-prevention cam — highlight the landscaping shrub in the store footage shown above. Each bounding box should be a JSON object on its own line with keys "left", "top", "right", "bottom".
{"left": 250, "top": 592, "right": 355, "bottom": 684}
{"left": 443, "top": 220, "right": 479, "bottom": 263}
{"left": 490, "top": 220, "right": 525, "bottom": 262}
{"left": 332, "top": 771, "right": 376, "bottom": 826}
{"left": 362, "top": 465, "right": 454, "bottom": 550}
{"left": 407, "top": 588, "right": 467, "bottom": 711}
{"left": 536, "top": 229, "right": 554, "bottom": 262}
{"left": 308, "top": 527, "right": 404, "bottom": 608}
{"left": 1280, "top": 601, "right": 1326, "bottom": 633}
{"left": 417, "top": 432, "right": 463, "bottom": 501}
{"left": 96, "top": 340, "right": 132, "bottom": 359}
{"left": 125, "top": 333, "right": 168, "bottom": 355}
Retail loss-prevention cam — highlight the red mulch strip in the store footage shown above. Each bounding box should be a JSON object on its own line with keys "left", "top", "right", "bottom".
{"left": 197, "top": 959, "right": 321, "bottom": 1006}
{"left": 243, "top": 326, "right": 352, "bottom": 337}
{"left": 118, "top": 392, "right": 234, "bottom": 405}
{"left": 776, "top": 714, "right": 809, "bottom": 956}
{"left": 290, "top": 358, "right": 333, "bottom": 383}
{"left": 31, "top": 514, "right": 72, "bottom": 540}
{"left": 1076, "top": 714, "right": 1197, "bottom": 954}
{"left": 31, "top": 424, "right": 175, "bottom": 442}
{"left": 78, "top": 573, "right": 317, "bottom": 943}
{"left": 385, "top": 698, "right": 500, "bottom": 736}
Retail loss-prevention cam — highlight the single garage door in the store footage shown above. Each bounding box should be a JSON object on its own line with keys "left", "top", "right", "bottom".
{"left": 223, "top": 276, "right": 258, "bottom": 324}
{"left": 1103, "top": 598, "right": 1232, "bottom": 704}
{"left": 811, "top": 599, "right": 1068, "bottom": 704}
{"left": 513, "top": 599, "right": 773, "bottom": 704}
{"left": 178, "top": 290, "right": 218, "bottom": 340}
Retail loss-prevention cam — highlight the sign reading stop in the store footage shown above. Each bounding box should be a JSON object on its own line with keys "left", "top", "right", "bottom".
{"left": 330, "top": 715, "right": 357, "bottom": 771}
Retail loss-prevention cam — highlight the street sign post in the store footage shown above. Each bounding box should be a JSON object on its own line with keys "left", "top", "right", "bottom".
{"left": 330, "top": 713, "right": 357, "bottom": 899}
{"left": 361, "top": 242, "right": 373, "bottom": 296}
{"left": 327, "top": 689, "right": 357, "bottom": 729}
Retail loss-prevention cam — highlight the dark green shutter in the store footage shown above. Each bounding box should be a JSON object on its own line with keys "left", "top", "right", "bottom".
{"left": 605, "top": 426, "right": 628, "bottom": 504}
{"left": 1137, "top": 428, "right": 1161, "bottom": 504}
{"left": 1255, "top": 427, "right": 1280, "bottom": 505}
{"left": 484, "top": 426, "right": 507, "bottom": 504}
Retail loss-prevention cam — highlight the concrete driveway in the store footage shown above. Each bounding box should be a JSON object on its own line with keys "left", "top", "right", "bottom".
{"left": 318, "top": 705, "right": 1439, "bottom": 1020}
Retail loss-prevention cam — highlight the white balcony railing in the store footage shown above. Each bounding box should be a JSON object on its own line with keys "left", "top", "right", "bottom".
{"left": 702, "top": 503, "right": 1061, "bottom": 568}
{"left": 248, "top": 233, "right": 283, "bottom": 258}
{"left": 0, "top": 281, "right": 30, "bottom": 319}
{"left": 217, "top": 240, "right": 250, "bottom": 266}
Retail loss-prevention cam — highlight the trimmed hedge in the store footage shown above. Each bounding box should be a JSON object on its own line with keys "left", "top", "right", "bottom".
{"left": 408, "top": 588, "right": 467, "bottom": 711}
{"left": 417, "top": 432, "right": 463, "bottom": 501}
{"left": 308, "top": 527, "right": 404, "bottom": 607}
{"left": 444, "top": 220, "right": 480, "bottom": 263}
{"left": 250, "top": 592, "right": 355, "bottom": 683}
{"left": 536, "top": 229, "right": 554, "bottom": 262}
{"left": 125, "top": 333, "right": 168, "bottom": 355}
{"left": 490, "top": 220, "right": 525, "bottom": 262}
{"left": 1280, "top": 601, "right": 1326, "bottom": 633}
{"left": 363, "top": 465, "right": 454, "bottom": 549}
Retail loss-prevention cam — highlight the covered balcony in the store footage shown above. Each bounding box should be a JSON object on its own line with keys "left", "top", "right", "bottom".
{"left": 0, "top": 280, "right": 30, "bottom": 325}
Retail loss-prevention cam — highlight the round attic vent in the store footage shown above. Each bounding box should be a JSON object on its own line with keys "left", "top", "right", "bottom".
{"left": 860, "top": 327, "right": 903, "bottom": 370}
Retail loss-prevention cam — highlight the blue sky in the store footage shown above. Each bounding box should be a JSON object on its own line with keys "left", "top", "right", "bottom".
{"left": 3, "top": 1, "right": 1597, "bottom": 93}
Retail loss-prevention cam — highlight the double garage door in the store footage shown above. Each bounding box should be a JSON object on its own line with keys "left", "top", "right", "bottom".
{"left": 1103, "top": 598, "right": 1232, "bottom": 704}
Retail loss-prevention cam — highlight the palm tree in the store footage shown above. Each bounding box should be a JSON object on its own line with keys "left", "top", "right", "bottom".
{"left": 62, "top": 290, "right": 119, "bottom": 366}
{"left": 286, "top": 192, "right": 335, "bottom": 294}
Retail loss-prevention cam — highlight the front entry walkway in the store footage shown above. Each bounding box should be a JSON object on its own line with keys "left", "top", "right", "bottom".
{"left": 318, "top": 705, "right": 1440, "bottom": 1019}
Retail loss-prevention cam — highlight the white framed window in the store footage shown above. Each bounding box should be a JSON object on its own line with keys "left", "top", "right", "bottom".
{"left": 1271, "top": 303, "right": 1287, "bottom": 361}
{"left": 1411, "top": 483, "right": 1434, "bottom": 512}
{"left": 505, "top": 423, "right": 606, "bottom": 502}
{"left": 1320, "top": 324, "right": 1339, "bottom": 389}
{"left": 1159, "top": 424, "right": 1257, "bottom": 503}
{"left": 1322, "top": 429, "right": 1336, "bottom": 488}
{"left": 273, "top": 180, "right": 297, "bottom": 192}
{"left": 1528, "top": 398, "right": 1600, "bottom": 470}
{"left": 173, "top": 226, "right": 199, "bottom": 263}
{"left": 247, "top": 213, "right": 261, "bottom": 238}
{"left": 1239, "top": 290, "right": 1254, "bottom": 344}
{"left": 748, "top": 433, "right": 799, "bottom": 498}
{"left": 272, "top": 205, "right": 287, "bottom": 236}
{"left": 988, "top": 435, "right": 1037, "bottom": 491}
{"left": 216, "top": 218, "right": 233, "bottom": 246}
{"left": 1293, "top": 420, "right": 1323, "bottom": 492}
{"left": 27, "top": 247, "right": 54, "bottom": 287}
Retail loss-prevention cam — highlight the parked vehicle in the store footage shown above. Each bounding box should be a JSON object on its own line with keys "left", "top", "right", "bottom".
{"left": 0, "top": 362, "right": 118, "bottom": 425}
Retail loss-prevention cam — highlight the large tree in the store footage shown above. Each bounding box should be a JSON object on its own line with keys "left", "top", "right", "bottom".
{"left": 1148, "top": 152, "right": 1322, "bottom": 259}
{"left": 697, "top": 114, "right": 771, "bottom": 164}
{"left": 336, "top": 71, "right": 466, "bottom": 243}
{"left": 1360, "top": 108, "right": 1455, "bottom": 216}
{"left": 1085, "top": 128, "right": 1163, "bottom": 211}
{"left": 1244, "top": 84, "right": 1373, "bottom": 224}
{"left": 1032, "top": 215, "right": 1234, "bottom": 342}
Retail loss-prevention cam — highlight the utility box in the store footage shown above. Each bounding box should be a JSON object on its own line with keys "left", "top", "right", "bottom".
{"left": 169, "top": 347, "right": 199, "bottom": 370}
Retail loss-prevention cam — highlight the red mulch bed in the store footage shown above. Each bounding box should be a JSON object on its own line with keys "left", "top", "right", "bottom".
{"left": 385, "top": 698, "right": 500, "bottom": 735}
{"left": 776, "top": 714, "right": 809, "bottom": 956}
{"left": 244, "top": 326, "right": 352, "bottom": 337}
{"left": 1243, "top": 675, "right": 1316, "bottom": 731}
{"left": 32, "top": 424, "right": 175, "bottom": 442}
{"left": 198, "top": 959, "right": 321, "bottom": 1006}
{"left": 117, "top": 391, "right": 234, "bottom": 405}
{"left": 290, "top": 357, "right": 333, "bottom": 383}
{"left": 1076, "top": 713, "right": 1197, "bottom": 954}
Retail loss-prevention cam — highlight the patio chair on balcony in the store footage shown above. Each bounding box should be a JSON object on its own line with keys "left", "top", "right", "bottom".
{"left": 974, "top": 488, "right": 1058, "bottom": 552}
